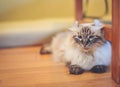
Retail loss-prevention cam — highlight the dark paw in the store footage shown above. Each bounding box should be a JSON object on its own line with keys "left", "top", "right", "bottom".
{"left": 66, "top": 62, "right": 71, "bottom": 67}
{"left": 40, "top": 46, "right": 51, "bottom": 54}
{"left": 69, "top": 65, "right": 84, "bottom": 75}
{"left": 90, "top": 65, "right": 107, "bottom": 73}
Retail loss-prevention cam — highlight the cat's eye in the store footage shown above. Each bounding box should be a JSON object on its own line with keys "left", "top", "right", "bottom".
{"left": 89, "top": 36, "right": 94, "bottom": 41}
{"left": 89, "top": 36, "right": 94, "bottom": 39}
{"left": 78, "top": 35, "right": 82, "bottom": 39}
{"left": 77, "top": 35, "right": 82, "bottom": 41}
{"left": 74, "top": 35, "right": 82, "bottom": 43}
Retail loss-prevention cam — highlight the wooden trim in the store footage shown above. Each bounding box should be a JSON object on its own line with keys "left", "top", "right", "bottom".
{"left": 112, "top": 0, "right": 120, "bottom": 84}
{"left": 75, "top": 0, "right": 83, "bottom": 20}
{"left": 104, "top": 25, "right": 112, "bottom": 42}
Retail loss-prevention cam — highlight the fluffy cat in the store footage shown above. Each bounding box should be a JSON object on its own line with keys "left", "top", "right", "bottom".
{"left": 40, "top": 20, "right": 111, "bottom": 75}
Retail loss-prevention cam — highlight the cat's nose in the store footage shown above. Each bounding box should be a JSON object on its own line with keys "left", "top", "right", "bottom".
{"left": 83, "top": 40, "right": 90, "bottom": 48}
{"left": 83, "top": 43, "right": 89, "bottom": 49}
{"left": 83, "top": 42, "right": 87, "bottom": 47}
{"left": 83, "top": 45, "right": 87, "bottom": 49}
{"left": 83, "top": 47, "right": 89, "bottom": 50}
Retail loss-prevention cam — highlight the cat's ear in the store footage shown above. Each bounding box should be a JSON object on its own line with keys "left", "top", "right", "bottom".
{"left": 92, "top": 19, "right": 104, "bottom": 31}
{"left": 69, "top": 21, "right": 80, "bottom": 32}
{"left": 92, "top": 19, "right": 105, "bottom": 35}
{"left": 94, "top": 19, "right": 104, "bottom": 29}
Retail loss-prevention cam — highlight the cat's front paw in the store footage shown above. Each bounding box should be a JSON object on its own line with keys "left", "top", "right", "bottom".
{"left": 90, "top": 65, "right": 107, "bottom": 73}
{"left": 69, "top": 65, "right": 84, "bottom": 75}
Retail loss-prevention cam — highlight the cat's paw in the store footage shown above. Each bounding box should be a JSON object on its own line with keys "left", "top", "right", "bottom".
{"left": 90, "top": 65, "right": 107, "bottom": 73}
{"left": 40, "top": 45, "right": 51, "bottom": 54}
{"left": 69, "top": 65, "right": 84, "bottom": 75}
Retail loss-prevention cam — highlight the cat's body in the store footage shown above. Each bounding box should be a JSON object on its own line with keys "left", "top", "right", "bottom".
{"left": 51, "top": 31, "right": 111, "bottom": 70}
{"left": 41, "top": 21, "right": 111, "bottom": 74}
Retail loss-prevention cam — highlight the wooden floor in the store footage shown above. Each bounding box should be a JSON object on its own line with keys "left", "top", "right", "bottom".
{"left": 0, "top": 46, "right": 119, "bottom": 87}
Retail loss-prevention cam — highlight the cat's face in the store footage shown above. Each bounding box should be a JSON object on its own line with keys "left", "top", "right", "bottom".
{"left": 71, "top": 23, "right": 106, "bottom": 52}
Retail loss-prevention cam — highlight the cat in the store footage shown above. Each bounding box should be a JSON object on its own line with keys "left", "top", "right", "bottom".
{"left": 40, "top": 20, "right": 111, "bottom": 75}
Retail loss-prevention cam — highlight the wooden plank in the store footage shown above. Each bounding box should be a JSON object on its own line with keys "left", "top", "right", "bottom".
{"left": 104, "top": 25, "right": 112, "bottom": 42}
{"left": 112, "top": 0, "right": 120, "bottom": 84}
{"left": 75, "top": 0, "right": 83, "bottom": 20}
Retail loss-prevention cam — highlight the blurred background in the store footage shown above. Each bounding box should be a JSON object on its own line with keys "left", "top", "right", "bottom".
{"left": 0, "top": 0, "right": 75, "bottom": 21}
{"left": 0, "top": 0, "right": 111, "bottom": 48}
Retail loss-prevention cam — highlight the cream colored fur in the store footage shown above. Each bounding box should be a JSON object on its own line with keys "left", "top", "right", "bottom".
{"left": 51, "top": 22, "right": 111, "bottom": 70}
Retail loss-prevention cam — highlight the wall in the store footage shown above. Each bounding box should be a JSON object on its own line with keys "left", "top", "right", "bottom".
{"left": 0, "top": 0, "right": 75, "bottom": 21}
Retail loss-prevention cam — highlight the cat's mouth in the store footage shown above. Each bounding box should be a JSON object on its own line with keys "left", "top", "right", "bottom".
{"left": 82, "top": 46, "right": 91, "bottom": 52}
{"left": 82, "top": 45, "right": 89, "bottom": 50}
{"left": 83, "top": 47, "right": 90, "bottom": 51}
{"left": 83, "top": 47, "right": 89, "bottom": 50}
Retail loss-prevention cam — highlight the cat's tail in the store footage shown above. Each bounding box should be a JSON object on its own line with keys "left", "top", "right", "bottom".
{"left": 40, "top": 43, "right": 52, "bottom": 54}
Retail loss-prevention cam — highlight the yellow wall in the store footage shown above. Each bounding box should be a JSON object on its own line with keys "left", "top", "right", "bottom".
{"left": 0, "top": 0, "right": 111, "bottom": 22}
{"left": 0, "top": 0, "right": 75, "bottom": 21}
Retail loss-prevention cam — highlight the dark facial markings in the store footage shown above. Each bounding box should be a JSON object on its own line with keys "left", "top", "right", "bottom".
{"left": 73, "top": 26, "right": 101, "bottom": 49}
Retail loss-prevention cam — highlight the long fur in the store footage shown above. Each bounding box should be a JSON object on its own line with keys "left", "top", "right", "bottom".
{"left": 51, "top": 23, "right": 111, "bottom": 70}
